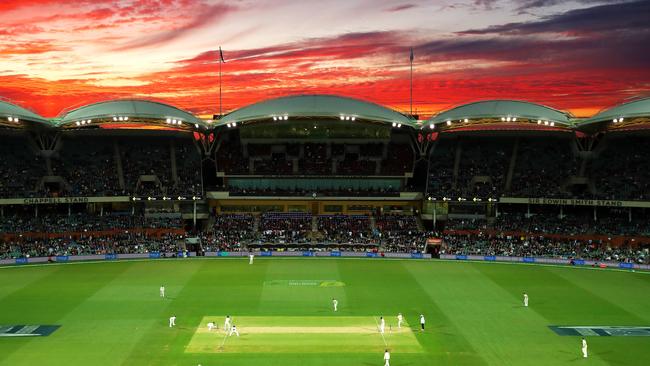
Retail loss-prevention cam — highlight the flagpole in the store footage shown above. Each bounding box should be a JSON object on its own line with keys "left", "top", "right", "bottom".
{"left": 409, "top": 47, "right": 413, "bottom": 116}
{"left": 219, "top": 49, "right": 222, "bottom": 117}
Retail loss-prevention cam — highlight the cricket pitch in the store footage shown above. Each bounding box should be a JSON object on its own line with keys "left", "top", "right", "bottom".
{"left": 186, "top": 316, "right": 424, "bottom": 354}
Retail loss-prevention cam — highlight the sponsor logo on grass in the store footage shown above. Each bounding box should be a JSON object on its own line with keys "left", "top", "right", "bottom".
{"left": 0, "top": 325, "right": 60, "bottom": 337}
{"left": 549, "top": 326, "right": 650, "bottom": 337}
{"left": 264, "top": 280, "right": 346, "bottom": 287}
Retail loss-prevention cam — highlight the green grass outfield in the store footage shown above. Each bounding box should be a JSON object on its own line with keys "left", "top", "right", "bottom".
{"left": 0, "top": 258, "right": 649, "bottom": 365}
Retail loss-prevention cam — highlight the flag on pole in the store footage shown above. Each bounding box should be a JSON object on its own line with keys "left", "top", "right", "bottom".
{"left": 219, "top": 46, "right": 225, "bottom": 63}
{"left": 409, "top": 47, "right": 414, "bottom": 62}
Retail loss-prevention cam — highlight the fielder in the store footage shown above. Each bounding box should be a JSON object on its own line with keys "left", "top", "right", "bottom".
{"left": 160, "top": 285, "right": 165, "bottom": 298}
{"left": 523, "top": 293, "right": 529, "bottom": 307}
{"left": 229, "top": 324, "right": 240, "bottom": 337}
{"left": 207, "top": 322, "right": 215, "bottom": 331}
{"left": 224, "top": 315, "right": 232, "bottom": 331}
{"left": 420, "top": 314, "right": 425, "bottom": 331}
{"left": 249, "top": 253, "right": 254, "bottom": 264}
{"left": 397, "top": 313, "right": 403, "bottom": 329}
{"left": 169, "top": 315, "right": 176, "bottom": 328}
{"left": 384, "top": 349, "right": 390, "bottom": 366}
{"left": 333, "top": 298, "right": 338, "bottom": 312}
{"left": 379, "top": 316, "right": 385, "bottom": 334}
{"left": 582, "top": 338, "right": 588, "bottom": 358}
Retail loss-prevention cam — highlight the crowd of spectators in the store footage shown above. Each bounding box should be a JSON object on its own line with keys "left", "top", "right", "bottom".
{"left": 255, "top": 212, "right": 313, "bottom": 244}
{"left": 441, "top": 233, "right": 649, "bottom": 264}
{"left": 318, "top": 215, "right": 372, "bottom": 243}
{"left": 51, "top": 137, "right": 122, "bottom": 196}
{"left": 0, "top": 136, "right": 45, "bottom": 198}
{"left": 591, "top": 137, "right": 650, "bottom": 201}
{"left": 444, "top": 209, "right": 650, "bottom": 237}
{"left": 0, "top": 212, "right": 182, "bottom": 234}
{"left": 0, "top": 233, "right": 183, "bottom": 260}
{"left": 201, "top": 214, "right": 255, "bottom": 251}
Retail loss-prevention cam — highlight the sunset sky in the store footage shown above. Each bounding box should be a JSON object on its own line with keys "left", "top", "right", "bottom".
{"left": 0, "top": 0, "right": 648, "bottom": 118}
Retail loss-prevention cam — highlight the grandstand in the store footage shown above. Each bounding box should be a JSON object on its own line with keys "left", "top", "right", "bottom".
{"left": 1, "top": 95, "right": 650, "bottom": 264}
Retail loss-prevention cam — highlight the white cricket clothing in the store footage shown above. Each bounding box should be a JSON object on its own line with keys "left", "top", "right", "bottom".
{"left": 207, "top": 322, "right": 215, "bottom": 331}
{"left": 380, "top": 318, "right": 385, "bottom": 333}
{"left": 397, "top": 314, "right": 403, "bottom": 328}
{"left": 249, "top": 254, "right": 254, "bottom": 264}
{"left": 333, "top": 299, "right": 338, "bottom": 312}
{"left": 420, "top": 315, "right": 425, "bottom": 324}
{"left": 384, "top": 351, "right": 390, "bottom": 366}
{"left": 229, "top": 325, "right": 240, "bottom": 336}
{"left": 582, "top": 339, "right": 588, "bottom": 358}
{"left": 169, "top": 316, "right": 176, "bottom": 327}
{"left": 225, "top": 317, "right": 232, "bottom": 330}
{"left": 160, "top": 286, "right": 165, "bottom": 297}
{"left": 524, "top": 294, "right": 529, "bottom": 307}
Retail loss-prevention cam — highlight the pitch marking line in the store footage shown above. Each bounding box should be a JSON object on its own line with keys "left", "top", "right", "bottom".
{"left": 373, "top": 316, "right": 388, "bottom": 347}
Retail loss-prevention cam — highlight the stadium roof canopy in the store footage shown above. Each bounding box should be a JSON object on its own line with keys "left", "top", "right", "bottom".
{"left": 578, "top": 97, "right": 650, "bottom": 132}
{"left": 57, "top": 99, "right": 209, "bottom": 130}
{"left": 216, "top": 94, "right": 416, "bottom": 128}
{"left": 425, "top": 100, "right": 573, "bottom": 132}
{"left": 0, "top": 99, "right": 50, "bottom": 128}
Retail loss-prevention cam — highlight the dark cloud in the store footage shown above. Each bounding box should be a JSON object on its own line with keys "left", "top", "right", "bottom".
{"left": 384, "top": 4, "right": 417, "bottom": 12}
{"left": 463, "top": 0, "right": 649, "bottom": 34}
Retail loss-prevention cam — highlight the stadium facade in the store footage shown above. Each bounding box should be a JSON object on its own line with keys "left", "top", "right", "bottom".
{"left": 1, "top": 94, "right": 649, "bottom": 259}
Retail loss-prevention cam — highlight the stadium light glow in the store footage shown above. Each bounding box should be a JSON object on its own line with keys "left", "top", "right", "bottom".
{"left": 273, "top": 116, "right": 277, "bottom": 121}
{"left": 226, "top": 123, "right": 231, "bottom": 128}
{"left": 429, "top": 124, "right": 434, "bottom": 129}
{"left": 351, "top": 116, "right": 356, "bottom": 121}
{"left": 544, "top": 121, "right": 549, "bottom": 125}
{"left": 446, "top": 120, "right": 451, "bottom": 126}
{"left": 8, "top": 117, "right": 13, "bottom": 122}
{"left": 283, "top": 115, "right": 288, "bottom": 120}
{"left": 512, "top": 117, "right": 517, "bottom": 122}
{"left": 619, "top": 117, "right": 624, "bottom": 122}
{"left": 537, "top": 120, "right": 542, "bottom": 124}
{"left": 613, "top": 118, "right": 618, "bottom": 123}
{"left": 464, "top": 118, "right": 469, "bottom": 123}
{"left": 550, "top": 122, "right": 555, "bottom": 127}
{"left": 397, "top": 123, "right": 402, "bottom": 128}
{"left": 501, "top": 117, "right": 506, "bottom": 121}
{"left": 124, "top": 116, "right": 128, "bottom": 121}
{"left": 506, "top": 117, "right": 511, "bottom": 122}
{"left": 194, "top": 123, "right": 199, "bottom": 128}
{"left": 75, "top": 121, "right": 80, "bottom": 126}
{"left": 113, "top": 117, "right": 117, "bottom": 121}
{"left": 392, "top": 122, "right": 397, "bottom": 127}
{"left": 166, "top": 118, "right": 171, "bottom": 123}
{"left": 340, "top": 115, "right": 345, "bottom": 120}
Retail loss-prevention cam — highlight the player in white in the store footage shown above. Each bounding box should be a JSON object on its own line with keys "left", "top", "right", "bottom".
{"left": 420, "top": 314, "right": 425, "bottom": 331}
{"left": 160, "top": 285, "right": 165, "bottom": 298}
{"left": 397, "top": 313, "right": 403, "bottom": 329}
{"left": 249, "top": 253, "right": 254, "bottom": 264}
{"left": 207, "top": 321, "right": 215, "bottom": 331}
{"left": 169, "top": 315, "right": 176, "bottom": 327}
{"left": 581, "top": 338, "right": 588, "bottom": 358}
{"left": 523, "top": 292, "right": 529, "bottom": 307}
{"left": 379, "top": 316, "right": 385, "bottom": 334}
{"left": 383, "top": 349, "right": 390, "bottom": 366}
{"left": 229, "top": 324, "right": 240, "bottom": 337}
{"left": 224, "top": 315, "right": 232, "bottom": 331}
{"left": 332, "top": 298, "right": 338, "bottom": 312}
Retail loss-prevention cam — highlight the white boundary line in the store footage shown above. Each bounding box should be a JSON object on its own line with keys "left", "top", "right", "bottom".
{"left": 373, "top": 316, "right": 388, "bottom": 347}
